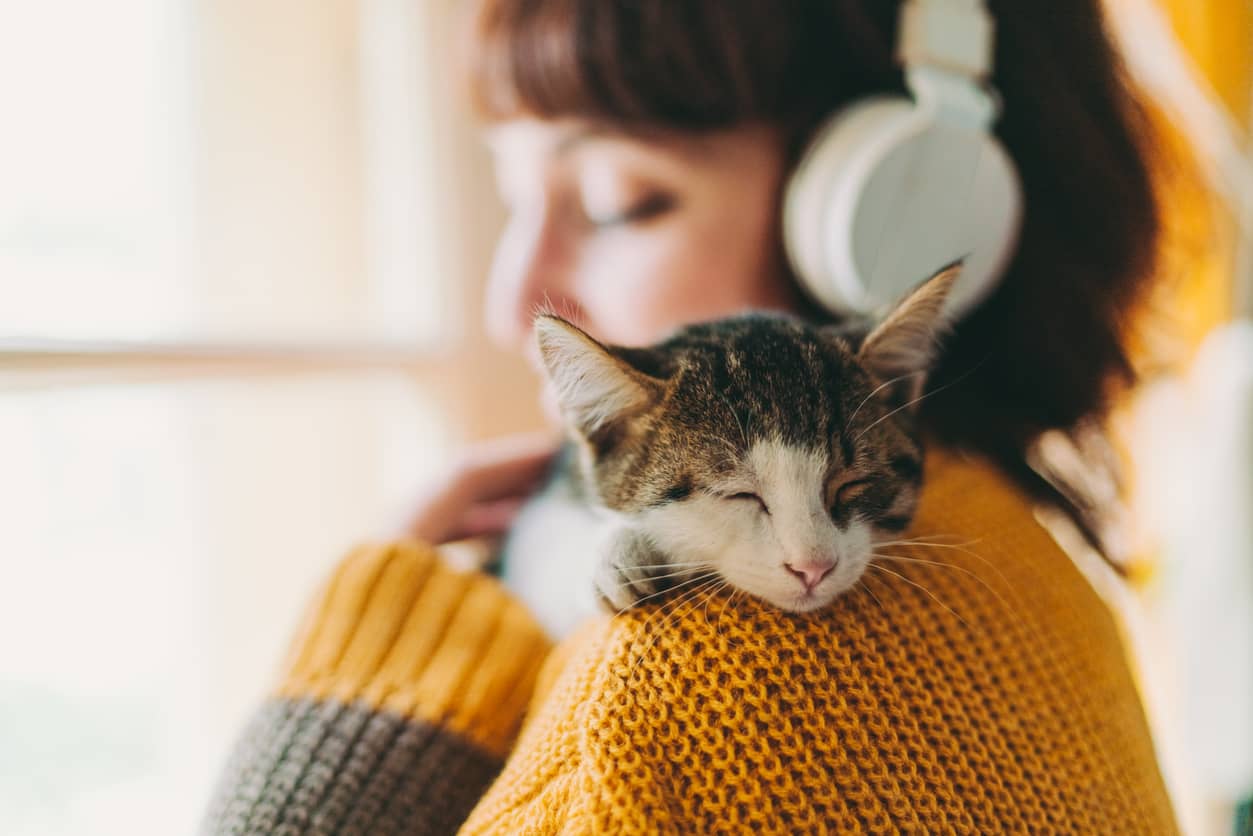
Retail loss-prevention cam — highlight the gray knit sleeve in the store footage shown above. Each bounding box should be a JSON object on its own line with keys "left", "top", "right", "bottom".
{"left": 199, "top": 541, "right": 552, "bottom": 835}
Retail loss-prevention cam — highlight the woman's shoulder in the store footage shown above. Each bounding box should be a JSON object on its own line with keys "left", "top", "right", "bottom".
{"left": 466, "top": 446, "right": 1179, "bottom": 834}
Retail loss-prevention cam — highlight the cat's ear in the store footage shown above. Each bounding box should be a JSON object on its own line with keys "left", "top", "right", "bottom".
{"left": 856, "top": 263, "right": 960, "bottom": 407}
{"left": 534, "top": 315, "right": 662, "bottom": 435}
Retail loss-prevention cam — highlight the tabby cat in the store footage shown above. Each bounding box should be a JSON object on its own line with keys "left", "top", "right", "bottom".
{"left": 525, "top": 265, "right": 958, "bottom": 618}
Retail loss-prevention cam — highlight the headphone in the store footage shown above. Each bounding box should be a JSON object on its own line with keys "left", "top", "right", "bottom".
{"left": 783, "top": 0, "right": 1022, "bottom": 319}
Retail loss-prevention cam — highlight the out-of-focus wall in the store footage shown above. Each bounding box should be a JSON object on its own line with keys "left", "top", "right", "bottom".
{"left": 0, "top": 3, "right": 543, "bottom": 834}
{"left": 193, "top": 0, "right": 546, "bottom": 437}
{"left": 1106, "top": 2, "right": 1252, "bottom": 834}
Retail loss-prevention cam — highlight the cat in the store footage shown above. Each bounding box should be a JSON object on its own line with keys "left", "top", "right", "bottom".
{"left": 513, "top": 264, "right": 958, "bottom": 624}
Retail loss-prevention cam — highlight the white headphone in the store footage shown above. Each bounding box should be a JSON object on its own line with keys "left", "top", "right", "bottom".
{"left": 783, "top": 0, "right": 1023, "bottom": 318}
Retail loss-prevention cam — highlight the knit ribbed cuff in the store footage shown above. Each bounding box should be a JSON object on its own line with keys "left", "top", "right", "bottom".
{"left": 201, "top": 540, "right": 552, "bottom": 835}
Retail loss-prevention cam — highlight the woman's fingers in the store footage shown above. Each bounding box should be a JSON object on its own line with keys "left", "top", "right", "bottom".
{"left": 444, "top": 433, "right": 560, "bottom": 504}
{"left": 399, "top": 433, "right": 561, "bottom": 545}
{"left": 450, "top": 496, "right": 532, "bottom": 542}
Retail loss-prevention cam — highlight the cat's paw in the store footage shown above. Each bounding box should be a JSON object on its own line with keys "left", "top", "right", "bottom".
{"left": 593, "top": 528, "right": 683, "bottom": 613}
{"left": 594, "top": 556, "right": 664, "bottom": 613}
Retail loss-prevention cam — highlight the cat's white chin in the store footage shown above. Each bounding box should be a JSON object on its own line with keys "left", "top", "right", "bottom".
{"left": 777, "top": 592, "right": 839, "bottom": 613}
{"left": 763, "top": 582, "right": 846, "bottom": 613}
{"left": 749, "top": 568, "right": 866, "bottom": 613}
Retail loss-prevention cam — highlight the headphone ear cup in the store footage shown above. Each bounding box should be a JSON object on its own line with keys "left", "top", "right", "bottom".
{"left": 785, "top": 98, "right": 920, "bottom": 314}
{"left": 784, "top": 97, "right": 1023, "bottom": 318}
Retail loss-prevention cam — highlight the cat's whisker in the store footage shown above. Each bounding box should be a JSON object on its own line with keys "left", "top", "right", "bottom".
{"left": 853, "top": 384, "right": 946, "bottom": 444}
{"left": 638, "top": 560, "right": 714, "bottom": 575}
{"left": 858, "top": 577, "right": 888, "bottom": 616}
{"left": 869, "top": 551, "right": 1022, "bottom": 622}
{"left": 730, "top": 588, "right": 747, "bottom": 630}
{"left": 853, "top": 356, "right": 990, "bottom": 443}
{"left": 870, "top": 551, "right": 1000, "bottom": 597}
{"left": 702, "top": 580, "right": 728, "bottom": 627}
{"left": 865, "top": 563, "right": 971, "bottom": 629}
{"left": 870, "top": 536, "right": 1013, "bottom": 593}
{"left": 625, "top": 571, "right": 719, "bottom": 633}
{"left": 844, "top": 370, "right": 926, "bottom": 433}
{"left": 624, "top": 594, "right": 693, "bottom": 665}
{"left": 663, "top": 577, "right": 719, "bottom": 627}
{"left": 870, "top": 552, "right": 977, "bottom": 573}
{"left": 874, "top": 539, "right": 990, "bottom": 562}
{"left": 642, "top": 566, "right": 711, "bottom": 581}
{"left": 709, "top": 434, "right": 744, "bottom": 467}
{"left": 603, "top": 566, "right": 708, "bottom": 590}
{"left": 871, "top": 539, "right": 993, "bottom": 570}
{"left": 875, "top": 534, "right": 983, "bottom": 549}
{"left": 698, "top": 579, "right": 720, "bottom": 622}
{"left": 715, "top": 390, "right": 749, "bottom": 448}
{"left": 667, "top": 580, "right": 720, "bottom": 638}
{"left": 714, "top": 586, "right": 745, "bottom": 644}
{"left": 642, "top": 560, "right": 718, "bottom": 569}
{"left": 637, "top": 588, "right": 712, "bottom": 674}
{"left": 628, "top": 577, "right": 720, "bottom": 675}
{"left": 630, "top": 570, "right": 720, "bottom": 611}
{"left": 714, "top": 586, "right": 732, "bottom": 641}
{"left": 616, "top": 570, "right": 719, "bottom": 613}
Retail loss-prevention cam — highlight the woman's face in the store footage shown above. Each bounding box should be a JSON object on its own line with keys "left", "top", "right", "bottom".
{"left": 484, "top": 119, "right": 802, "bottom": 358}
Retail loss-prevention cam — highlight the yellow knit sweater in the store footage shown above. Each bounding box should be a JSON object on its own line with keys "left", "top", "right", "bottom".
{"left": 205, "top": 447, "right": 1179, "bottom": 834}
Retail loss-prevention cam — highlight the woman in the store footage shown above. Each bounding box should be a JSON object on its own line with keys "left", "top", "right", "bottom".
{"left": 202, "top": 1, "right": 1179, "bottom": 832}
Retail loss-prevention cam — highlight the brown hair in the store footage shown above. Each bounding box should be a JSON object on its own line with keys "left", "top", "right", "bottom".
{"left": 466, "top": 0, "right": 1163, "bottom": 558}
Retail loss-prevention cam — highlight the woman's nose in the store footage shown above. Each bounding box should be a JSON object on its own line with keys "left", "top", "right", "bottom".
{"left": 484, "top": 208, "right": 575, "bottom": 350}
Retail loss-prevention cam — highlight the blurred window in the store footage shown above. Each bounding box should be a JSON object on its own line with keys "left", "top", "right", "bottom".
{"left": 0, "top": 0, "right": 450, "bottom": 346}
{"left": 0, "top": 2, "right": 481, "bottom": 833}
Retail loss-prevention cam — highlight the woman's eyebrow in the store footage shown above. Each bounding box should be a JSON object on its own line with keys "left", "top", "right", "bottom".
{"left": 552, "top": 127, "right": 600, "bottom": 157}
{"left": 482, "top": 124, "right": 610, "bottom": 164}
{"left": 556, "top": 130, "right": 714, "bottom": 172}
{"left": 553, "top": 125, "right": 660, "bottom": 159}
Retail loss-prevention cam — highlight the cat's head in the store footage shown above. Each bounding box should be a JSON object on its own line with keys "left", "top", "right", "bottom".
{"left": 535, "top": 265, "right": 958, "bottom": 612}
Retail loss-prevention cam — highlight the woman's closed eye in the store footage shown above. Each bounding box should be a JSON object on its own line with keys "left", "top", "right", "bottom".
{"left": 584, "top": 192, "right": 675, "bottom": 228}
{"left": 725, "top": 491, "right": 770, "bottom": 515}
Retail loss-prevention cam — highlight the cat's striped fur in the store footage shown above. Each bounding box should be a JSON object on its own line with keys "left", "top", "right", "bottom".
{"left": 535, "top": 265, "right": 958, "bottom": 613}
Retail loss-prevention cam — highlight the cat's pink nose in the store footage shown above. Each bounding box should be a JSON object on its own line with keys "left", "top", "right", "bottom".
{"left": 784, "top": 561, "right": 835, "bottom": 591}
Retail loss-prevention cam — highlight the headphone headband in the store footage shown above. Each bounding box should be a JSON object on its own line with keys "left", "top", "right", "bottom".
{"left": 782, "top": 0, "right": 1022, "bottom": 319}
{"left": 899, "top": 0, "right": 994, "bottom": 79}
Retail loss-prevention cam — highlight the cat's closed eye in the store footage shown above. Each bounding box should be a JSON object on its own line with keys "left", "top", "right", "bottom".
{"left": 834, "top": 479, "right": 872, "bottom": 509}
{"left": 531, "top": 263, "right": 957, "bottom": 616}
{"left": 725, "top": 491, "right": 770, "bottom": 515}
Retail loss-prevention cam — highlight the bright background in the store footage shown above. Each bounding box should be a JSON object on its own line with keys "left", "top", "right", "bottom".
{"left": 1, "top": 2, "right": 543, "bottom": 833}
{"left": 0, "top": 2, "right": 1248, "bottom": 834}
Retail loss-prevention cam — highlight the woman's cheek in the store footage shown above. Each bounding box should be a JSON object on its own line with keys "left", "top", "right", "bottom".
{"left": 572, "top": 215, "right": 783, "bottom": 346}
{"left": 578, "top": 272, "right": 672, "bottom": 345}
{"left": 574, "top": 236, "right": 687, "bottom": 344}
{"left": 641, "top": 244, "right": 775, "bottom": 334}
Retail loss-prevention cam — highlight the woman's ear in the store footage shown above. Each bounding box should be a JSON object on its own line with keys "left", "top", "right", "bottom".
{"left": 856, "top": 263, "right": 961, "bottom": 408}
{"left": 534, "top": 315, "right": 662, "bottom": 436}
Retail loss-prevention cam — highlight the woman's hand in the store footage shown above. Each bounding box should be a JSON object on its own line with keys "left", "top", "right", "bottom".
{"left": 398, "top": 433, "right": 561, "bottom": 546}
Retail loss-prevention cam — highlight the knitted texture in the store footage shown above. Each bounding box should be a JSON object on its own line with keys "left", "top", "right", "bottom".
{"left": 460, "top": 448, "right": 1179, "bottom": 834}
{"left": 201, "top": 541, "right": 552, "bottom": 835}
